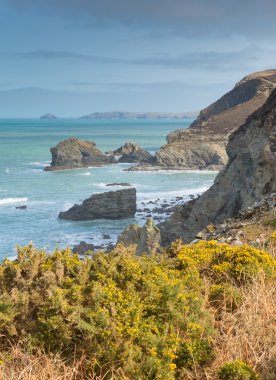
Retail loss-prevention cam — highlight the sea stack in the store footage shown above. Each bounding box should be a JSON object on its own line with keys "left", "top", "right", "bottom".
{"left": 44, "top": 137, "right": 116, "bottom": 171}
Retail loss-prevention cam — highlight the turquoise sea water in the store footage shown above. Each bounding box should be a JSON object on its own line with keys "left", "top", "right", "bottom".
{"left": 0, "top": 118, "right": 217, "bottom": 259}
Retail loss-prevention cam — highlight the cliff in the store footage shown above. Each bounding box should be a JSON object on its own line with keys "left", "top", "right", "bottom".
{"left": 134, "top": 70, "right": 276, "bottom": 171}
{"left": 159, "top": 87, "right": 276, "bottom": 244}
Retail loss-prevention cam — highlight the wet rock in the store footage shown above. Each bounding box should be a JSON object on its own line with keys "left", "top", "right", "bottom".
{"left": 16, "top": 205, "right": 27, "bottom": 209}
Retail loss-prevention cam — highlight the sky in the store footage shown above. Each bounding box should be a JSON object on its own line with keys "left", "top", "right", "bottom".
{"left": 0, "top": 0, "right": 276, "bottom": 117}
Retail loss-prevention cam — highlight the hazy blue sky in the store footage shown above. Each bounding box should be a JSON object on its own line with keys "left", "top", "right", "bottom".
{"left": 0, "top": 0, "right": 276, "bottom": 117}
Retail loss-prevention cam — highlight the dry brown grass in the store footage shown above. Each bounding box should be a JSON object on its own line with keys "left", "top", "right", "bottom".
{"left": 3, "top": 275, "right": 274, "bottom": 380}
{"left": 204, "top": 274, "right": 276, "bottom": 380}
{"left": 0, "top": 347, "right": 129, "bottom": 380}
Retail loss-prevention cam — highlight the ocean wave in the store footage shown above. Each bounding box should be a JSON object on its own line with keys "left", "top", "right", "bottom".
{"left": 0, "top": 197, "right": 28, "bottom": 206}
{"left": 28, "top": 161, "right": 50, "bottom": 168}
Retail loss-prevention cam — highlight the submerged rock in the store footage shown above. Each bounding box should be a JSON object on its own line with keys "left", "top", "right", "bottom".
{"left": 59, "top": 188, "right": 136, "bottom": 221}
{"left": 45, "top": 137, "right": 115, "bottom": 171}
{"left": 113, "top": 142, "right": 154, "bottom": 164}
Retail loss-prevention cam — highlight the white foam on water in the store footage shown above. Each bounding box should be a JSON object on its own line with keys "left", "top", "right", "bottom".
{"left": 78, "top": 172, "right": 91, "bottom": 176}
{"left": 0, "top": 197, "right": 28, "bottom": 206}
{"left": 28, "top": 161, "right": 50, "bottom": 168}
{"left": 137, "top": 186, "right": 208, "bottom": 202}
{"left": 5, "top": 168, "right": 10, "bottom": 173}
{"left": 61, "top": 201, "right": 74, "bottom": 211}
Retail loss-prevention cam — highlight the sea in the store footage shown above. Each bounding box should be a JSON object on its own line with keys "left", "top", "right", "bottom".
{"left": 0, "top": 118, "right": 217, "bottom": 259}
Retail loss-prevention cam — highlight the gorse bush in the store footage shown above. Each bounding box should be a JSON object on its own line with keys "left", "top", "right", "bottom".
{"left": 218, "top": 360, "right": 259, "bottom": 380}
{"left": 172, "top": 240, "right": 276, "bottom": 284}
{"left": 0, "top": 241, "right": 275, "bottom": 379}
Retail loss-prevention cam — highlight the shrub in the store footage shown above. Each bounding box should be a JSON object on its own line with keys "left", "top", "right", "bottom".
{"left": 0, "top": 244, "right": 213, "bottom": 379}
{"left": 175, "top": 240, "right": 276, "bottom": 284}
{"left": 218, "top": 360, "right": 259, "bottom": 380}
{"left": 0, "top": 241, "right": 274, "bottom": 379}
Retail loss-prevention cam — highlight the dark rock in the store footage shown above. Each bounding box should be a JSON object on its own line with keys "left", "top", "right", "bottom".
{"left": 59, "top": 188, "right": 136, "bottom": 221}
{"left": 102, "top": 234, "right": 111, "bottom": 240}
{"left": 72, "top": 241, "right": 95, "bottom": 254}
{"left": 15, "top": 205, "right": 27, "bottom": 210}
{"left": 45, "top": 138, "right": 116, "bottom": 171}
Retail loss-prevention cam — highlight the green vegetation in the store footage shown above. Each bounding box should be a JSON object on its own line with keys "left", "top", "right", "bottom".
{"left": 0, "top": 240, "right": 275, "bottom": 379}
{"left": 218, "top": 360, "right": 259, "bottom": 380}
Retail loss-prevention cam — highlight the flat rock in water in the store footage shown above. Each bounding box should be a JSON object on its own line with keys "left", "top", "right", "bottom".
{"left": 59, "top": 188, "right": 136, "bottom": 221}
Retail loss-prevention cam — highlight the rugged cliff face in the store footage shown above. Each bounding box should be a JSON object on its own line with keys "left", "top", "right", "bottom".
{"left": 159, "top": 87, "right": 276, "bottom": 244}
{"left": 154, "top": 70, "right": 276, "bottom": 171}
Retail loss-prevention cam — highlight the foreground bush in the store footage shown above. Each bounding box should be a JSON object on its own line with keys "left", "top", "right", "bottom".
{"left": 0, "top": 241, "right": 275, "bottom": 379}
{"left": 218, "top": 360, "right": 259, "bottom": 380}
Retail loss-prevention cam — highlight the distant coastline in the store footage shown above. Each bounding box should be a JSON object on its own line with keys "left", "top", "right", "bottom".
{"left": 79, "top": 111, "right": 198, "bottom": 120}
{"left": 38, "top": 111, "right": 198, "bottom": 120}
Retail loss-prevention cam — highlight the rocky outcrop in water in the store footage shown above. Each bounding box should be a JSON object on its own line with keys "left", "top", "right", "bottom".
{"left": 45, "top": 138, "right": 115, "bottom": 171}
{"left": 131, "top": 70, "right": 276, "bottom": 171}
{"left": 113, "top": 142, "right": 154, "bottom": 164}
{"left": 59, "top": 188, "right": 136, "bottom": 221}
{"left": 158, "top": 87, "right": 276, "bottom": 244}
{"left": 117, "top": 218, "right": 161, "bottom": 255}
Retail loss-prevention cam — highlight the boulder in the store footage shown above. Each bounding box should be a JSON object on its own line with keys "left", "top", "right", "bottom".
{"left": 45, "top": 138, "right": 115, "bottom": 171}
{"left": 113, "top": 142, "right": 154, "bottom": 164}
{"left": 59, "top": 188, "right": 136, "bottom": 221}
{"left": 158, "top": 87, "right": 276, "bottom": 244}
